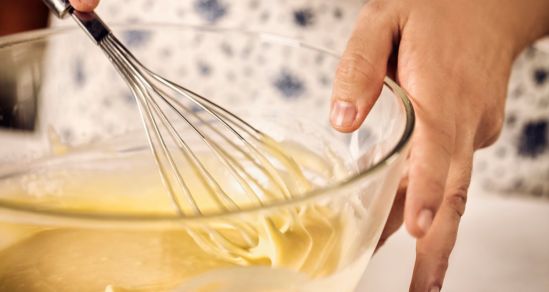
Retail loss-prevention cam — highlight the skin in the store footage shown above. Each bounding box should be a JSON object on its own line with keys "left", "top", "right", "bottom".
{"left": 68, "top": 0, "right": 99, "bottom": 12}
{"left": 4, "top": 0, "right": 548, "bottom": 291}
{"left": 70, "top": 0, "right": 549, "bottom": 290}
{"left": 329, "top": 0, "right": 549, "bottom": 291}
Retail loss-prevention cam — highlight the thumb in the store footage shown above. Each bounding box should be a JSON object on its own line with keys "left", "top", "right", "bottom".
{"left": 330, "top": 2, "right": 397, "bottom": 132}
{"left": 69, "top": 0, "right": 99, "bottom": 12}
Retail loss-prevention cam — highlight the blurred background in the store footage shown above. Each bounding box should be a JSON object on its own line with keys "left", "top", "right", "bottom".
{"left": 1, "top": 0, "right": 548, "bottom": 291}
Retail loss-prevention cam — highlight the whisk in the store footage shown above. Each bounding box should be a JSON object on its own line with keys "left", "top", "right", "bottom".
{"left": 43, "top": 0, "right": 313, "bottom": 263}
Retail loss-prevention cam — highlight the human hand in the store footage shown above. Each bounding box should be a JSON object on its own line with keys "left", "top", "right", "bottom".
{"left": 330, "top": 0, "right": 549, "bottom": 291}
{"left": 68, "top": 0, "right": 99, "bottom": 12}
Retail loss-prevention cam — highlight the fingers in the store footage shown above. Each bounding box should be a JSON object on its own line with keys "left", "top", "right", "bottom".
{"left": 398, "top": 60, "right": 458, "bottom": 237}
{"left": 330, "top": 1, "right": 397, "bottom": 132}
{"left": 69, "top": 0, "right": 99, "bottom": 12}
{"left": 409, "top": 148, "right": 473, "bottom": 292}
{"left": 404, "top": 115, "right": 455, "bottom": 237}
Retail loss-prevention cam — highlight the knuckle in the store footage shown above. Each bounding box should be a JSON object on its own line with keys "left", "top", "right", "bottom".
{"left": 416, "top": 247, "right": 451, "bottom": 267}
{"left": 445, "top": 187, "right": 468, "bottom": 218}
{"left": 434, "top": 254, "right": 450, "bottom": 273}
{"left": 336, "top": 50, "right": 379, "bottom": 85}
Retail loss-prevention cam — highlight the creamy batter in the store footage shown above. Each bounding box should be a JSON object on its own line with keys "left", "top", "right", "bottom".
{"left": 0, "top": 138, "right": 363, "bottom": 292}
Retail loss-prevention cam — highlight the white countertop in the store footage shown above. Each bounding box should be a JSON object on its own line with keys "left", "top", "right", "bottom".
{"left": 356, "top": 183, "right": 549, "bottom": 291}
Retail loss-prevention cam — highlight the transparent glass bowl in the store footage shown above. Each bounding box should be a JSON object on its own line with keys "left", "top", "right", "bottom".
{"left": 0, "top": 25, "right": 414, "bottom": 292}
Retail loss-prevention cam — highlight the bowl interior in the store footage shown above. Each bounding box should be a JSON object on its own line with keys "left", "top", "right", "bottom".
{"left": 0, "top": 25, "right": 412, "bottom": 222}
{"left": 0, "top": 24, "right": 414, "bottom": 292}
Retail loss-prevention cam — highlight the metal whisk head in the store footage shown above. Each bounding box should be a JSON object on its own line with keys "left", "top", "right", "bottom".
{"left": 45, "top": 2, "right": 310, "bottom": 217}
{"left": 42, "top": 1, "right": 339, "bottom": 267}
{"left": 100, "top": 34, "right": 311, "bottom": 216}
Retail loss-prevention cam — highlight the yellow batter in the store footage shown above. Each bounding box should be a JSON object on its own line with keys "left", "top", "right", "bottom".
{"left": 0, "top": 139, "right": 355, "bottom": 292}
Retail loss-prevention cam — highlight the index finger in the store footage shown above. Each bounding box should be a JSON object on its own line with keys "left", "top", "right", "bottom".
{"left": 69, "top": 0, "right": 99, "bottom": 12}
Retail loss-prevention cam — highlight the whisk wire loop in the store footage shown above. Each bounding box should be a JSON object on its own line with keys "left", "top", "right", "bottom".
{"left": 44, "top": 4, "right": 319, "bottom": 264}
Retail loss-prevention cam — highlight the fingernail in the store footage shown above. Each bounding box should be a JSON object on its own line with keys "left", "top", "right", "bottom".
{"left": 430, "top": 286, "right": 440, "bottom": 292}
{"left": 330, "top": 100, "right": 357, "bottom": 128}
{"left": 417, "top": 209, "right": 433, "bottom": 234}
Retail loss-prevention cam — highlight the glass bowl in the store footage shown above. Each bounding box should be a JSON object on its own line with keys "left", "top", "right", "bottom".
{"left": 0, "top": 24, "right": 414, "bottom": 292}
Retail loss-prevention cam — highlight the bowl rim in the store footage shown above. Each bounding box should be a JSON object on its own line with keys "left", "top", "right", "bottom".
{"left": 0, "top": 23, "right": 415, "bottom": 226}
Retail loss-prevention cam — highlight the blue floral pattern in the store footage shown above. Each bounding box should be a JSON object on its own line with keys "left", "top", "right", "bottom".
{"left": 476, "top": 45, "right": 549, "bottom": 197}
{"left": 194, "top": 0, "right": 228, "bottom": 23}
{"left": 273, "top": 70, "right": 306, "bottom": 98}
{"left": 47, "top": 0, "right": 549, "bottom": 197}
{"left": 518, "top": 120, "right": 547, "bottom": 158}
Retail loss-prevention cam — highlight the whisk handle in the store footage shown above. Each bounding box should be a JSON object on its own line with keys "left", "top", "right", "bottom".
{"left": 42, "top": 0, "right": 111, "bottom": 44}
{"left": 42, "top": 0, "right": 72, "bottom": 19}
{"left": 71, "top": 10, "right": 111, "bottom": 44}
